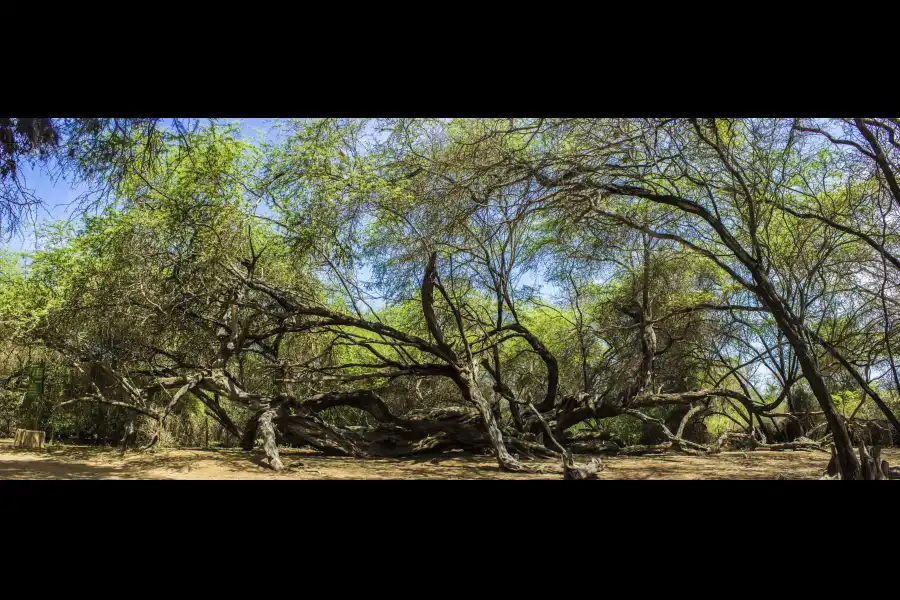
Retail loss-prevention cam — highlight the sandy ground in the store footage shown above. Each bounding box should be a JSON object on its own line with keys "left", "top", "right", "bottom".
{"left": 0, "top": 438, "right": 896, "bottom": 480}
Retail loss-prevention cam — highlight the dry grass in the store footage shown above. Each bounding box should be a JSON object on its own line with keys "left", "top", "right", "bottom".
{"left": 1, "top": 438, "right": 897, "bottom": 480}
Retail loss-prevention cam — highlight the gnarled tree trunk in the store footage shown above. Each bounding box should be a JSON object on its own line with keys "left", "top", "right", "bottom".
{"left": 257, "top": 406, "right": 283, "bottom": 471}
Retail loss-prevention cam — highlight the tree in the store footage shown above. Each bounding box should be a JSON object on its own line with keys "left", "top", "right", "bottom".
{"left": 436, "top": 117, "right": 900, "bottom": 478}
{"left": 0, "top": 118, "right": 212, "bottom": 238}
{"left": 3, "top": 116, "right": 897, "bottom": 479}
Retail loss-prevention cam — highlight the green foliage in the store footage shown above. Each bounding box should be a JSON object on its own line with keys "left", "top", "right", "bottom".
{"left": 3, "top": 117, "right": 900, "bottom": 455}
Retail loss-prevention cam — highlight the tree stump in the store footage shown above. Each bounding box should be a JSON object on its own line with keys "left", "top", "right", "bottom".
{"left": 14, "top": 429, "right": 46, "bottom": 449}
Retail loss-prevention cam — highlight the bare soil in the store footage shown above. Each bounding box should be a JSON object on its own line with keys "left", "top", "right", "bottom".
{"left": 0, "top": 438, "right": 896, "bottom": 480}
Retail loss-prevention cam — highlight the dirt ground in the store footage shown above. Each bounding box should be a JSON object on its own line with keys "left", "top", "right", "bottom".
{"left": 0, "top": 438, "right": 896, "bottom": 479}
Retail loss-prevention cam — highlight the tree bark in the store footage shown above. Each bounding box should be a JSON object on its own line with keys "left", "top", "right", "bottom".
{"left": 257, "top": 407, "right": 283, "bottom": 471}
{"left": 241, "top": 411, "right": 261, "bottom": 450}
{"left": 455, "top": 369, "right": 526, "bottom": 472}
{"left": 119, "top": 415, "right": 136, "bottom": 455}
{"left": 752, "top": 278, "right": 861, "bottom": 479}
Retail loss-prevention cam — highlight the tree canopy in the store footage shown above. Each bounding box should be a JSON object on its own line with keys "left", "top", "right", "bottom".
{"left": 2, "top": 117, "right": 899, "bottom": 479}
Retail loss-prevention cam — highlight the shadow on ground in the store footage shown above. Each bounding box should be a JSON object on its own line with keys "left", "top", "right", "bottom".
{"left": 0, "top": 440, "right": 546, "bottom": 479}
{"left": 0, "top": 459, "right": 163, "bottom": 480}
{"left": 2, "top": 438, "right": 891, "bottom": 480}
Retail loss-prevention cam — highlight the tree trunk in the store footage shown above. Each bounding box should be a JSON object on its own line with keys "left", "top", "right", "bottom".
{"left": 792, "top": 343, "right": 860, "bottom": 479}
{"left": 257, "top": 407, "right": 283, "bottom": 471}
{"left": 119, "top": 415, "right": 135, "bottom": 454}
{"left": 241, "top": 411, "right": 261, "bottom": 450}
{"left": 754, "top": 279, "right": 861, "bottom": 479}
{"left": 14, "top": 429, "right": 45, "bottom": 449}
{"left": 454, "top": 370, "right": 524, "bottom": 472}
